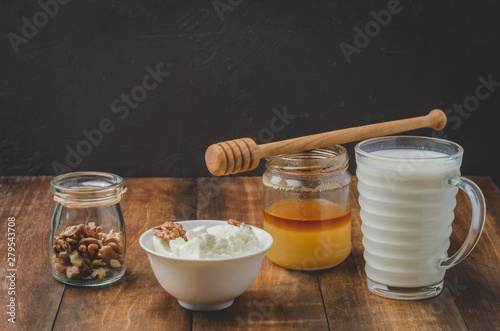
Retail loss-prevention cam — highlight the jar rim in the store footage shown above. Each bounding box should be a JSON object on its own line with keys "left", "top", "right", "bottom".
{"left": 265, "top": 145, "right": 348, "bottom": 174}
{"left": 50, "top": 171, "right": 123, "bottom": 202}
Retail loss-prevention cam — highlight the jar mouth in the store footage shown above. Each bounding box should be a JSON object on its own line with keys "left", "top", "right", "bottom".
{"left": 51, "top": 171, "right": 123, "bottom": 202}
{"left": 265, "top": 145, "right": 348, "bottom": 174}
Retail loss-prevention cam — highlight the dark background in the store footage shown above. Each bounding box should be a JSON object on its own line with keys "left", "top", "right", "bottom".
{"left": 1, "top": 0, "right": 499, "bottom": 184}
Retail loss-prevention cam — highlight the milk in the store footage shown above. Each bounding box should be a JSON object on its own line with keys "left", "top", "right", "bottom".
{"left": 356, "top": 149, "right": 461, "bottom": 287}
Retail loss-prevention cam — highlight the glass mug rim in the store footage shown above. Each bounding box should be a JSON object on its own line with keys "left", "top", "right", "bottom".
{"left": 355, "top": 135, "right": 464, "bottom": 160}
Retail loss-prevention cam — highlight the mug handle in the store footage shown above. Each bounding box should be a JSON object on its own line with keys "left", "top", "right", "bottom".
{"left": 437, "top": 176, "right": 486, "bottom": 270}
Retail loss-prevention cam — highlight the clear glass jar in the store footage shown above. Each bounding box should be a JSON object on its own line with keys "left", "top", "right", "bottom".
{"left": 263, "top": 146, "right": 351, "bottom": 270}
{"left": 49, "top": 172, "right": 126, "bottom": 286}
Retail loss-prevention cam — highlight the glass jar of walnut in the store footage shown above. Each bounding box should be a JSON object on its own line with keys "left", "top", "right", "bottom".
{"left": 49, "top": 172, "right": 127, "bottom": 286}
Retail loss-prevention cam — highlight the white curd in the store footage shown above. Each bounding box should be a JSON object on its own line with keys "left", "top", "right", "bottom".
{"left": 152, "top": 224, "right": 263, "bottom": 259}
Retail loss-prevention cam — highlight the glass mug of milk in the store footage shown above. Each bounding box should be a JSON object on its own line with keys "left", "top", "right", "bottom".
{"left": 355, "top": 136, "right": 485, "bottom": 300}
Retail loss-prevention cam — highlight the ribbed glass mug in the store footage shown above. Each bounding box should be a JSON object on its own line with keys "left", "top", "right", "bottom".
{"left": 355, "top": 136, "right": 485, "bottom": 300}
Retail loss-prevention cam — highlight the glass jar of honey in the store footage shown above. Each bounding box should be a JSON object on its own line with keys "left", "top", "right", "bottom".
{"left": 263, "top": 146, "right": 351, "bottom": 270}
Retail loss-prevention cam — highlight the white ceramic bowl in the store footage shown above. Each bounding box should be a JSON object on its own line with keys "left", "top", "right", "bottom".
{"left": 139, "top": 220, "right": 273, "bottom": 311}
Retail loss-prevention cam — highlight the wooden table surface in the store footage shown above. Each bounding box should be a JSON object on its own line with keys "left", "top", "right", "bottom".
{"left": 1, "top": 176, "right": 499, "bottom": 330}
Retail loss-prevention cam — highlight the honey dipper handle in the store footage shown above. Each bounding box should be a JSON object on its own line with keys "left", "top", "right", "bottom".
{"left": 259, "top": 109, "right": 446, "bottom": 158}
{"left": 205, "top": 109, "right": 446, "bottom": 176}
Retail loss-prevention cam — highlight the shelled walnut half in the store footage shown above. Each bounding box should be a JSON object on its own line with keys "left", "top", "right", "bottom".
{"left": 153, "top": 221, "right": 187, "bottom": 240}
{"left": 52, "top": 222, "right": 124, "bottom": 280}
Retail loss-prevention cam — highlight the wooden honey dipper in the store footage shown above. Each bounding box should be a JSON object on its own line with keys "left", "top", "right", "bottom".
{"left": 205, "top": 109, "right": 447, "bottom": 176}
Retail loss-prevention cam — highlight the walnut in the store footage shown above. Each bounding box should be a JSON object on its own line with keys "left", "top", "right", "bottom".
{"left": 54, "top": 259, "right": 69, "bottom": 274}
{"left": 79, "top": 237, "right": 99, "bottom": 245}
{"left": 58, "top": 251, "right": 70, "bottom": 262}
{"left": 66, "top": 235, "right": 79, "bottom": 246}
{"left": 53, "top": 251, "right": 71, "bottom": 274}
{"left": 79, "top": 244, "right": 87, "bottom": 254}
{"left": 69, "top": 250, "right": 82, "bottom": 267}
{"left": 108, "top": 242, "right": 124, "bottom": 255}
{"left": 66, "top": 265, "right": 79, "bottom": 279}
{"left": 103, "top": 230, "right": 121, "bottom": 244}
{"left": 87, "top": 243, "right": 99, "bottom": 258}
{"left": 60, "top": 225, "right": 81, "bottom": 237}
{"left": 228, "top": 219, "right": 242, "bottom": 227}
{"left": 109, "top": 259, "right": 121, "bottom": 268}
{"left": 52, "top": 223, "right": 124, "bottom": 281}
{"left": 54, "top": 238, "right": 71, "bottom": 253}
{"left": 153, "top": 221, "right": 187, "bottom": 240}
{"left": 90, "top": 267, "right": 106, "bottom": 280}
{"left": 78, "top": 265, "right": 92, "bottom": 277}
{"left": 77, "top": 237, "right": 102, "bottom": 260}
{"left": 97, "top": 245, "right": 119, "bottom": 261}
{"left": 92, "top": 259, "right": 107, "bottom": 267}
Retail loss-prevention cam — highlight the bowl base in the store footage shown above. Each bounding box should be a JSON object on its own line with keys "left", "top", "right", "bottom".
{"left": 178, "top": 299, "right": 234, "bottom": 311}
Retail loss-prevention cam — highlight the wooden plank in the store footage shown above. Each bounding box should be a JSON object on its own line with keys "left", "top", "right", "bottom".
{"left": 52, "top": 178, "right": 196, "bottom": 331}
{"left": 2, "top": 176, "right": 498, "bottom": 330}
{"left": 192, "top": 177, "right": 329, "bottom": 331}
{"left": 445, "top": 176, "right": 500, "bottom": 330}
{"left": 318, "top": 177, "right": 468, "bottom": 331}
{"left": 0, "top": 176, "right": 66, "bottom": 331}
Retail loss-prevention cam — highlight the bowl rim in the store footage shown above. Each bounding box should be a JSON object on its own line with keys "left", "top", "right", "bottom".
{"left": 139, "top": 220, "right": 273, "bottom": 262}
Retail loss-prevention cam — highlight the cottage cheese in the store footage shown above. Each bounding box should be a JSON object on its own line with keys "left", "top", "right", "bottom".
{"left": 152, "top": 224, "right": 263, "bottom": 259}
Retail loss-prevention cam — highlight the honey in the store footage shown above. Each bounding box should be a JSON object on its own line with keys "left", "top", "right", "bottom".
{"left": 263, "top": 146, "right": 351, "bottom": 270}
{"left": 264, "top": 199, "right": 351, "bottom": 270}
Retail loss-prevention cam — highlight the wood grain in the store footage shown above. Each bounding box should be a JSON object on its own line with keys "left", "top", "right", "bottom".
{"left": 52, "top": 178, "right": 196, "bottom": 331}
{"left": 192, "top": 177, "right": 329, "bottom": 330}
{"left": 445, "top": 177, "right": 500, "bottom": 330}
{"left": 0, "top": 176, "right": 499, "bottom": 330}
{"left": 318, "top": 178, "right": 468, "bottom": 331}
{"left": 0, "top": 177, "right": 65, "bottom": 331}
